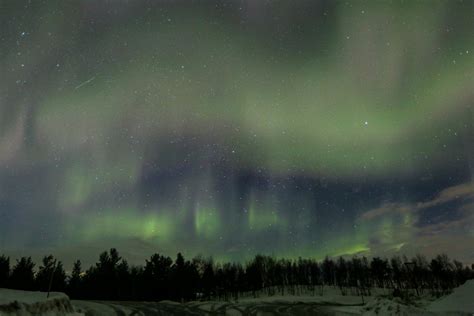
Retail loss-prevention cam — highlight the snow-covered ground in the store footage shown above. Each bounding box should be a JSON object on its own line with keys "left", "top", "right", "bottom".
{"left": 359, "top": 281, "right": 474, "bottom": 315}
{"left": 0, "top": 288, "right": 82, "bottom": 316}
{"left": 72, "top": 282, "right": 474, "bottom": 315}
{"left": 427, "top": 280, "right": 474, "bottom": 314}
{"left": 72, "top": 300, "right": 134, "bottom": 316}
{"left": 2, "top": 281, "right": 473, "bottom": 315}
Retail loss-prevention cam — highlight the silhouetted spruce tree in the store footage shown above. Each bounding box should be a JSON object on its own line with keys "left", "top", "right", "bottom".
{"left": 129, "top": 265, "right": 143, "bottom": 300}
{"left": 172, "top": 253, "right": 186, "bottom": 301}
{"left": 246, "top": 255, "right": 266, "bottom": 297}
{"left": 143, "top": 253, "right": 173, "bottom": 300}
{"left": 116, "top": 259, "right": 132, "bottom": 300}
{"left": 201, "top": 257, "right": 215, "bottom": 299}
{"left": 83, "top": 248, "right": 123, "bottom": 300}
{"left": 0, "top": 255, "right": 9, "bottom": 288}
{"left": 67, "top": 260, "right": 83, "bottom": 299}
{"left": 182, "top": 256, "right": 200, "bottom": 301}
{"left": 103, "top": 248, "right": 122, "bottom": 299}
{"left": 10, "top": 257, "right": 35, "bottom": 290}
{"left": 221, "top": 262, "right": 241, "bottom": 300}
{"left": 35, "top": 255, "right": 67, "bottom": 292}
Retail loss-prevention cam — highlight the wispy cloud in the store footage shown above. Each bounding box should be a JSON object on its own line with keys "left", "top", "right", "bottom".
{"left": 358, "top": 182, "right": 474, "bottom": 262}
{"left": 359, "top": 182, "right": 474, "bottom": 221}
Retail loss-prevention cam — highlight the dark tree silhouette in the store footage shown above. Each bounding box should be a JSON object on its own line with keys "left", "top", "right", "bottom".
{"left": 67, "top": 260, "right": 83, "bottom": 299}
{"left": 10, "top": 257, "right": 35, "bottom": 291}
{"left": 81, "top": 248, "right": 124, "bottom": 300}
{"left": 116, "top": 259, "right": 132, "bottom": 300}
{"left": 169, "top": 253, "right": 200, "bottom": 301}
{"left": 129, "top": 265, "right": 143, "bottom": 300}
{"left": 390, "top": 255, "right": 404, "bottom": 292}
{"left": 172, "top": 253, "right": 186, "bottom": 301}
{"left": 35, "top": 255, "right": 67, "bottom": 292}
{"left": 143, "top": 253, "right": 173, "bottom": 300}
{"left": 200, "top": 257, "right": 215, "bottom": 299}
{"left": 0, "top": 255, "right": 9, "bottom": 288}
{"left": 370, "top": 257, "right": 389, "bottom": 289}
{"left": 430, "top": 254, "right": 454, "bottom": 296}
{"left": 321, "top": 256, "right": 335, "bottom": 292}
{"left": 335, "top": 257, "right": 348, "bottom": 295}
{"left": 0, "top": 251, "right": 472, "bottom": 302}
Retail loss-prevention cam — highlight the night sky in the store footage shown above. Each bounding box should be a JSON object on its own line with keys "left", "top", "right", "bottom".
{"left": 0, "top": 1, "right": 473, "bottom": 268}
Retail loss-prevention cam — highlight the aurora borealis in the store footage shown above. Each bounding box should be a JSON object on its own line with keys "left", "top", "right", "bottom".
{"left": 0, "top": 0, "right": 473, "bottom": 268}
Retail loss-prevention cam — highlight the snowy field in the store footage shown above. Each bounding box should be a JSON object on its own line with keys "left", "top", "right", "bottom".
{"left": 1, "top": 281, "right": 473, "bottom": 315}
{"left": 72, "top": 281, "right": 474, "bottom": 316}
{"left": 0, "top": 288, "right": 80, "bottom": 316}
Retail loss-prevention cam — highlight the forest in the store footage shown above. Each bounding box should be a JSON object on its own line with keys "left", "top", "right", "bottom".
{"left": 0, "top": 250, "right": 472, "bottom": 302}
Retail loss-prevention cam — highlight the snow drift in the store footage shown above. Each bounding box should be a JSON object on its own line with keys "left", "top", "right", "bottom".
{"left": 0, "top": 288, "right": 82, "bottom": 316}
{"left": 428, "top": 279, "right": 474, "bottom": 314}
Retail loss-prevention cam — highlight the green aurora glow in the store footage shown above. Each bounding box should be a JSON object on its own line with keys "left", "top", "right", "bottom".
{"left": 0, "top": 0, "right": 473, "bottom": 267}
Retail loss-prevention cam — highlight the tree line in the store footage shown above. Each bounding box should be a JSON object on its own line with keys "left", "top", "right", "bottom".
{"left": 0, "top": 250, "right": 472, "bottom": 302}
